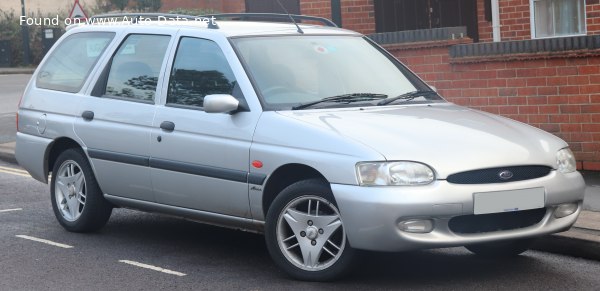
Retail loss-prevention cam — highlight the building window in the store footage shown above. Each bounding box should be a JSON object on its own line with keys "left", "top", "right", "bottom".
{"left": 374, "top": 0, "right": 480, "bottom": 42}
{"left": 532, "top": 0, "right": 586, "bottom": 38}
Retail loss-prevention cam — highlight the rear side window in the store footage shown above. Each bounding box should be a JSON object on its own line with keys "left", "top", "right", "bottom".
{"left": 37, "top": 32, "right": 114, "bottom": 93}
{"left": 167, "top": 37, "right": 237, "bottom": 108}
{"left": 103, "top": 34, "right": 171, "bottom": 102}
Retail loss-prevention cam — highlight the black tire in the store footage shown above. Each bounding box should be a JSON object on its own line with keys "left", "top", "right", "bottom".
{"left": 50, "top": 148, "right": 112, "bottom": 232}
{"left": 265, "top": 178, "right": 355, "bottom": 281}
{"left": 465, "top": 238, "right": 535, "bottom": 257}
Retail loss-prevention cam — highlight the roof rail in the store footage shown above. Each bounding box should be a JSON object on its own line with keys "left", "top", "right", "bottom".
{"left": 201, "top": 13, "right": 337, "bottom": 27}
{"left": 89, "top": 13, "right": 219, "bottom": 29}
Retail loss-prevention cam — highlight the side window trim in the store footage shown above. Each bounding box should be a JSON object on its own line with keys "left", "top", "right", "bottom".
{"left": 165, "top": 103, "right": 204, "bottom": 111}
{"left": 80, "top": 29, "right": 125, "bottom": 96}
{"left": 91, "top": 57, "right": 111, "bottom": 97}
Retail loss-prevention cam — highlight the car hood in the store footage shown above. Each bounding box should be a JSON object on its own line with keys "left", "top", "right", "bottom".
{"left": 276, "top": 103, "right": 567, "bottom": 178}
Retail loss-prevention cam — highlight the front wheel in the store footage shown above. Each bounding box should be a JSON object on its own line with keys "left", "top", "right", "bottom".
{"left": 465, "top": 238, "right": 535, "bottom": 257}
{"left": 265, "top": 179, "right": 355, "bottom": 281}
{"left": 50, "top": 148, "right": 112, "bottom": 232}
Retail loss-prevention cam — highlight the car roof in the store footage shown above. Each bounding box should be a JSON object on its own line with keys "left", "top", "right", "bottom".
{"left": 68, "top": 19, "right": 361, "bottom": 37}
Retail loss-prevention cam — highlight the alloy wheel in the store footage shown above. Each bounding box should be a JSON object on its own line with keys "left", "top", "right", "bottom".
{"left": 54, "top": 160, "right": 86, "bottom": 221}
{"left": 276, "top": 195, "right": 346, "bottom": 271}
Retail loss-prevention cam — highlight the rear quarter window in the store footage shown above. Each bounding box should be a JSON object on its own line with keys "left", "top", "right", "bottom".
{"left": 36, "top": 32, "right": 115, "bottom": 93}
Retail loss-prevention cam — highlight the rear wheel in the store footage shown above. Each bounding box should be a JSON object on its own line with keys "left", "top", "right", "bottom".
{"left": 265, "top": 179, "right": 355, "bottom": 281}
{"left": 50, "top": 148, "right": 112, "bottom": 232}
{"left": 465, "top": 238, "right": 535, "bottom": 257}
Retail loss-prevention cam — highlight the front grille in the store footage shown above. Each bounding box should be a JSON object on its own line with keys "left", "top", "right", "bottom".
{"left": 448, "top": 208, "right": 547, "bottom": 234}
{"left": 446, "top": 165, "right": 552, "bottom": 184}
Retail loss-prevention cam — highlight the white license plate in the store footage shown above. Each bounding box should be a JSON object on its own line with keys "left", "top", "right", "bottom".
{"left": 473, "top": 187, "right": 545, "bottom": 215}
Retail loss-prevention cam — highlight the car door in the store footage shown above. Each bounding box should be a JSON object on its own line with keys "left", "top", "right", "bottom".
{"left": 150, "top": 34, "right": 261, "bottom": 218}
{"left": 75, "top": 30, "right": 174, "bottom": 201}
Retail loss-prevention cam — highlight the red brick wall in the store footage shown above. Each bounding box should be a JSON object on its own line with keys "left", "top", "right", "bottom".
{"left": 485, "top": 0, "right": 600, "bottom": 41}
{"left": 498, "top": 0, "right": 531, "bottom": 40}
{"left": 587, "top": 0, "right": 600, "bottom": 35}
{"left": 388, "top": 43, "right": 600, "bottom": 170}
{"left": 477, "top": 0, "right": 493, "bottom": 42}
{"left": 222, "top": 0, "right": 245, "bottom": 13}
{"left": 340, "top": 0, "right": 375, "bottom": 34}
{"left": 159, "top": 0, "right": 244, "bottom": 13}
{"left": 300, "top": 0, "right": 332, "bottom": 20}
{"left": 299, "top": 0, "right": 374, "bottom": 34}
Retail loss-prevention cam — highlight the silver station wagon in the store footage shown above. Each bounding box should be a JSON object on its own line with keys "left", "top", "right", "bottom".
{"left": 16, "top": 13, "right": 585, "bottom": 281}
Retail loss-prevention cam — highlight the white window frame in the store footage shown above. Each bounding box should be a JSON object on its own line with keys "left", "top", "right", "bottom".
{"left": 529, "top": 0, "right": 587, "bottom": 39}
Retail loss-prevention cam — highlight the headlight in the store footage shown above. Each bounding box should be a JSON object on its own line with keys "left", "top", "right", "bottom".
{"left": 356, "top": 161, "right": 435, "bottom": 186}
{"left": 556, "top": 148, "right": 576, "bottom": 173}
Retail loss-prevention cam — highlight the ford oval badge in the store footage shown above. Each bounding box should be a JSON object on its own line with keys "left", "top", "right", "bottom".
{"left": 498, "top": 170, "right": 514, "bottom": 180}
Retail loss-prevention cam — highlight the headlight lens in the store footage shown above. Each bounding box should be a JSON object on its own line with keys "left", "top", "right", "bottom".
{"left": 356, "top": 161, "right": 435, "bottom": 186}
{"left": 556, "top": 148, "right": 576, "bottom": 173}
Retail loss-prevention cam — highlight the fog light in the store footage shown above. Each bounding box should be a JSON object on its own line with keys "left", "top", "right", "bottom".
{"left": 554, "top": 203, "right": 578, "bottom": 218}
{"left": 398, "top": 219, "right": 434, "bottom": 233}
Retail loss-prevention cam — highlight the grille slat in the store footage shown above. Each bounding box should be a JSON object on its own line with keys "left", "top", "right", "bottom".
{"left": 449, "top": 208, "right": 547, "bottom": 234}
{"left": 446, "top": 165, "right": 552, "bottom": 184}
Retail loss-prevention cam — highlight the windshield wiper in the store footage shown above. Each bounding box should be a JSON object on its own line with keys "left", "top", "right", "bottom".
{"left": 292, "top": 93, "right": 388, "bottom": 110}
{"left": 377, "top": 90, "right": 438, "bottom": 106}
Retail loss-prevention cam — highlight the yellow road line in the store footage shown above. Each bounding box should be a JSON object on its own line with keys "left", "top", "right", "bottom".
{"left": 0, "top": 165, "right": 29, "bottom": 174}
{"left": 0, "top": 168, "right": 31, "bottom": 177}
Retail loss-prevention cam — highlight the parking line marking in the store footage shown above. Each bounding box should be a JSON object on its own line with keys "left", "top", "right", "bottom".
{"left": 15, "top": 235, "right": 74, "bottom": 249}
{"left": 119, "top": 260, "right": 186, "bottom": 277}
{"left": 0, "top": 208, "right": 22, "bottom": 213}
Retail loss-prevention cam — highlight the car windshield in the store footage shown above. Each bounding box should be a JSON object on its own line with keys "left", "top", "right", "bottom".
{"left": 231, "top": 35, "right": 444, "bottom": 110}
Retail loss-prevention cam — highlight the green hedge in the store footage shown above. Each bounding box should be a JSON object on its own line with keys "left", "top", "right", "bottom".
{"left": 0, "top": 10, "right": 66, "bottom": 67}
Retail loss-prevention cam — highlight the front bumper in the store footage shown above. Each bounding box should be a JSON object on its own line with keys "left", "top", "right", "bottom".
{"left": 332, "top": 170, "right": 585, "bottom": 252}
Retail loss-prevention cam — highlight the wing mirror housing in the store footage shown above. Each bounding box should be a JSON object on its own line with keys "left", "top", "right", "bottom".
{"left": 204, "top": 94, "right": 240, "bottom": 114}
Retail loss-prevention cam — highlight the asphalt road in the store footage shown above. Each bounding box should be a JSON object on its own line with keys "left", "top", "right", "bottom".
{"left": 0, "top": 74, "right": 30, "bottom": 143}
{"left": 1, "top": 160, "right": 599, "bottom": 290}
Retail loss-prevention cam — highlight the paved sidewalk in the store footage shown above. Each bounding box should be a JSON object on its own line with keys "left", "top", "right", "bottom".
{"left": 533, "top": 210, "right": 600, "bottom": 260}
{"left": 0, "top": 141, "right": 16, "bottom": 164}
{"left": 0, "top": 139, "right": 598, "bottom": 259}
{"left": 567, "top": 172, "right": 600, "bottom": 259}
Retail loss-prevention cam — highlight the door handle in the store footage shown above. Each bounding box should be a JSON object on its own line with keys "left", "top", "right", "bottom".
{"left": 81, "top": 111, "right": 94, "bottom": 121}
{"left": 160, "top": 121, "right": 175, "bottom": 132}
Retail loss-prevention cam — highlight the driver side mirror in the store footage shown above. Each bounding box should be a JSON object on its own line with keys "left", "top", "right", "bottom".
{"left": 204, "top": 94, "right": 239, "bottom": 114}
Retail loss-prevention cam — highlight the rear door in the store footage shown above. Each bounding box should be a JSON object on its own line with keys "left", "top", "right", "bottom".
{"left": 75, "top": 29, "right": 175, "bottom": 201}
{"left": 150, "top": 33, "right": 262, "bottom": 218}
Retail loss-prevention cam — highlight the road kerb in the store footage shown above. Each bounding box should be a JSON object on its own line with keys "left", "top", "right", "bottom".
{"left": 533, "top": 229, "right": 600, "bottom": 261}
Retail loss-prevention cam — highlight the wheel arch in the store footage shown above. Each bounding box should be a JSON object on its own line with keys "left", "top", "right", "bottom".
{"left": 46, "top": 137, "right": 84, "bottom": 177}
{"left": 262, "top": 163, "right": 329, "bottom": 217}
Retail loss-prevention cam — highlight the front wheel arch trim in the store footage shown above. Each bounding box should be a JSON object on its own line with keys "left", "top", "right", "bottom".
{"left": 261, "top": 163, "right": 329, "bottom": 218}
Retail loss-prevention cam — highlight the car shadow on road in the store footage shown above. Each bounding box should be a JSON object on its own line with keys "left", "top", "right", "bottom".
{"left": 75, "top": 208, "right": 563, "bottom": 288}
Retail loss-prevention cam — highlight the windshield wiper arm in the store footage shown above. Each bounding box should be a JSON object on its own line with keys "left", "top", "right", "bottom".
{"left": 377, "top": 90, "right": 438, "bottom": 106}
{"left": 292, "top": 93, "right": 388, "bottom": 110}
